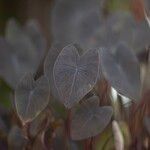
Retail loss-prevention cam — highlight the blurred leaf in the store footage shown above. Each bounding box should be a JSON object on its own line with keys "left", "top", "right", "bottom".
{"left": 15, "top": 73, "right": 50, "bottom": 124}
{"left": 8, "top": 126, "right": 27, "bottom": 150}
{"left": 52, "top": 0, "right": 101, "bottom": 50}
{"left": 0, "top": 19, "right": 46, "bottom": 89}
{"left": 53, "top": 44, "right": 99, "bottom": 108}
{"left": 100, "top": 42, "right": 141, "bottom": 100}
{"left": 71, "top": 96, "right": 113, "bottom": 140}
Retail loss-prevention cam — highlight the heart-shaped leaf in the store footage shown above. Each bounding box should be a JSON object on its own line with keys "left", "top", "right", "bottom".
{"left": 100, "top": 42, "right": 141, "bottom": 100}
{"left": 71, "top": 96, "right": 113, "bottom": 140}
{"left": 53, "top": 44, "right": 99, "bottom": 108}
{"left": 15, "top": 73, "right": 50, "bottom": 124}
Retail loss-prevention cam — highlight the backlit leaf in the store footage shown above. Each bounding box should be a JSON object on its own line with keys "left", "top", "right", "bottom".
{"left": 53, "top": 44, "right": 99, "bottom": 108}
{"left": 15, "top": 73, "right": 50, "bottom": 124}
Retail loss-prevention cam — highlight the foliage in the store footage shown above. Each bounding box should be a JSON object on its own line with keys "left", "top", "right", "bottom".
{"left": 0, "top": 0, "right": 150, "bottom": 149}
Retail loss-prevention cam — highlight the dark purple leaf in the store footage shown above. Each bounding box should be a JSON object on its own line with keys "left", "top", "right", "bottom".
{"left": 71, "top": 96, "right": 113, "bottom": 140}
{"left": 100, "top": 42, "right": 141, "bottom": 100}
{"left": 15, "top": 73, "right": 50, "bottom": 124}
{"left": 53, "top": 44, "right": 99, "bottom": 108}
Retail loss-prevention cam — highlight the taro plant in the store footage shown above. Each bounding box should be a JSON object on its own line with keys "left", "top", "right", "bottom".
{"left": 0, "top": 17, "right": 149, "bottom": 150}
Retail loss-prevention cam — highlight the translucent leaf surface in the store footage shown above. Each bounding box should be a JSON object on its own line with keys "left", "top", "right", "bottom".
{"left": 44, "top": 43, "right": 64, "bottom": 99}
{"left": 71, "top": 96, "right": 113, "bottom": 140}
{"left": 53, "top": 44, "right": 99, "bottom": 108}
{"left": 15, "top": 73, "right": 50, "bottom": 124}
{"left": 100, "top": 43, "right": 141, "bottom": 100}
{"left": 52, "top": 0, "right": 150, "bottom": 51}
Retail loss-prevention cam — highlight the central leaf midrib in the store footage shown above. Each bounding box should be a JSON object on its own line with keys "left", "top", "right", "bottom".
{"left": 25, "top": 89, "right": 34, "bottom": 117}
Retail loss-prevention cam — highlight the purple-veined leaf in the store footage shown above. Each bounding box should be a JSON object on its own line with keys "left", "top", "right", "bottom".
{"left": 53, "top": 44, "right": 99, "bottom": 108}
{"left": 5, "top": 19, "right": 36, "bottom": 57}
{"left": 15, "top": 73, "right": 50, "bottom": 124}
{"left": 100, "top": 42, "right": 141, "bottom": 100}
{"left": 96, "top": 11, "right": 150, "bottom": 52}
{"left": 71, "top": 96, "right": 113, "bottom": 140}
